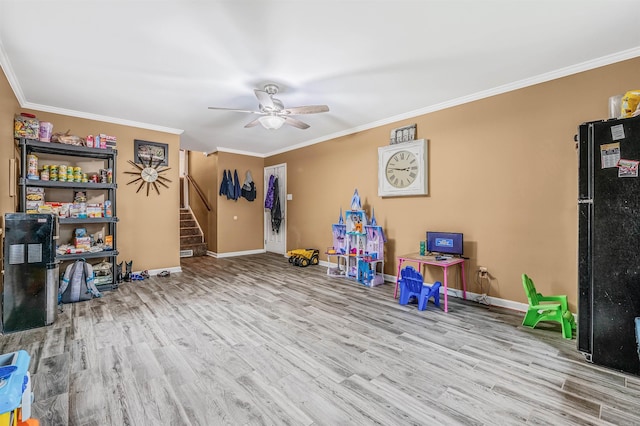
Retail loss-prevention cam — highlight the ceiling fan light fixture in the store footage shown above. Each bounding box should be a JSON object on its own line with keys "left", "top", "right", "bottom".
{"left": 259, "top": 115, "right": 285, "bottom": 130}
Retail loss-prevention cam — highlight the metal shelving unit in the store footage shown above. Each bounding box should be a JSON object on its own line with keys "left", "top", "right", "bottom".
{"left": 16, "top": 138, "right": 119, "bottom": 290}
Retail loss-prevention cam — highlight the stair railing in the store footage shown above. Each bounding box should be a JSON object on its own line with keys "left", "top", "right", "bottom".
{"left": 186, "top": 174, "right": 212, "bottom": 212}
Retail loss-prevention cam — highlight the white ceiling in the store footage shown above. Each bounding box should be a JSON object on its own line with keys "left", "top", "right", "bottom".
{"left": 1, "top": 1, "right": 639, "bottom": 157}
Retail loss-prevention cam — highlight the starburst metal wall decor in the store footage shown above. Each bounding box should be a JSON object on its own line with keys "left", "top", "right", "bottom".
{"left": 125, "top": 156, "right": 172, "bottom": 196}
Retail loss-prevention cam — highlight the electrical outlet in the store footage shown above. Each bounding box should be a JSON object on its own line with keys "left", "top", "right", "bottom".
{"left": 479, "top": 266, "right": 488, "bottom": 277}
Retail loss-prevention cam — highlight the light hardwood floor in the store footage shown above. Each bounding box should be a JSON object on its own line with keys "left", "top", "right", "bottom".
{"left": 2, "top": 253, "right": 640, "bottom": 425}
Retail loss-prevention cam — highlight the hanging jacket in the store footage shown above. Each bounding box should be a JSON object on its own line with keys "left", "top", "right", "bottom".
{"left": 242, "top": 170, "right": 253, "bottom": 192}
{"left": 226, "top": 169, "right": 234, "bottom": 199}
{"left": 265, "top": 175, "right": 275, "bottom": 209}
{"left": 271, "top": 177, "right": 282, "bottom": 233}
{"left": 233, "top": 169, "right": 241, "bottom": 201}
{"left": 219, "top": 170, "right": 228, "bottom": 196}
{"left": 241, "top": 170, "right": 256, "bottom": 202}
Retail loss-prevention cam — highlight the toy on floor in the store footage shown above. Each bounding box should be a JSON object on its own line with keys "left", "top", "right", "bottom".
{"left": 287, "top": 249, "right": 320, "bottom": 267}
{"left": 521, "top": 273, "right": 576, "bottom": 339}
{"left": 326, "top": 189, "right": 386, "bottom": 286}
{"left": 398, "top": 266, "right": 442, "bottom": 311}
{"left": 0, "top": 350, "right": 39, "bottom": 426}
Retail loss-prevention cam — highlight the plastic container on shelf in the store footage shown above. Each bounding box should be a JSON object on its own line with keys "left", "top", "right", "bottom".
{"left": 609, "top": 95, "right": 623, "bottom": 119}
{"left": 104, "top": 200, "right": 112, "bottom": 217}
{"left": 26, "top": 155, "right": 38, "bottom": 179}
{"left": 38, "top": 122, "right": 53, "bottom": 142}
{"left": 14, "top": 113, "right": 39, "bottom": 140}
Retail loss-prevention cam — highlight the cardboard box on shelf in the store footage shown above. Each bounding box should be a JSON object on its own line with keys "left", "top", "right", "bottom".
{"left": 87, "top": 203, "right": 102, "bottom": 218}
{"left": 74, "top": 236, "right": 91, "bottom": 250}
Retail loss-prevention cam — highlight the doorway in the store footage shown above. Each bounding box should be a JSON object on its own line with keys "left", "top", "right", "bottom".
{"left": 264, "top": 163, "right": 286, "bottom": 254}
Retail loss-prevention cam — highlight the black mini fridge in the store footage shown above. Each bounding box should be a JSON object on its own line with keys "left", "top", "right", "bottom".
{"left": 2, "top": 213, "right": 59, "bottom": 333}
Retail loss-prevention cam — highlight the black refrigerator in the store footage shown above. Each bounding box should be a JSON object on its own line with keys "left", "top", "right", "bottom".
{"left": 578, "top": 114, "right": 640, "bottom": 376}
{"left": 2, "top": 213, "right": 59, "bottom": 333}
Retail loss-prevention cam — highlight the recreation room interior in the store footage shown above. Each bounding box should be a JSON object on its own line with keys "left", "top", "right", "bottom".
{"left": 1, "top": 2, "right": 640, "bottom": 424}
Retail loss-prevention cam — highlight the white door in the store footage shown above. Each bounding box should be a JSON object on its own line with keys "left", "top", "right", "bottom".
{"left": 264, "top": 163, "right": 287, "bottom": 254}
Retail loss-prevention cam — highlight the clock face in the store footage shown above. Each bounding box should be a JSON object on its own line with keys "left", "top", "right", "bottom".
{"left": 141, "top": 167, "right": 158, "bottom": 183}
{"left": 385, "top": 150, "right": 418, "bottom": 188}
{"left": 378, "top": 139, "right": 428, "bottom": 197}
{"left": 125, "top": 156, "right": 172, "bottom": 196}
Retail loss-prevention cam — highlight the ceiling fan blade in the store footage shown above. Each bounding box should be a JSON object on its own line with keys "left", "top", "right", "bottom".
{"left": 208, "top": 106, "right": 262, "bottom": 114}
{"left": 254, "top": 89, "right": 275, "bottom": 110}
{"left": 244, "top": 118, "right": 261, "bottom": 128}
{"left": 283, "top": 116, "right": 310, "bottom": 129}
{"left": 283, "top": 105, "right": 329, "bottom": 115}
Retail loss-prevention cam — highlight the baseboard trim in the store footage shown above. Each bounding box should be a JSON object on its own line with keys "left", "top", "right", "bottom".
{"left": 207, "top": 249, "right": 267, "bottom": 258}
{"left": 318, "top": 260, "right": 529, "bottom": 313}
{"left": 438, "top": 286, "right": 529, "bottom": 312}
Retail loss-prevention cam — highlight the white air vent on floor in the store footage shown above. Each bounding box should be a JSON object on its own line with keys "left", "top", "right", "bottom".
{"left": 180, "top": 249, "right": 193, "bottom": 258}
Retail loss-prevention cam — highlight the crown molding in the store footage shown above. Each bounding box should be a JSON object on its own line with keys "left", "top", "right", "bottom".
{"left": 20, "top": 102, "right": 184, "bottom": 135}
{"left": 216, "top": 146, "right": 265, "bottom": 158}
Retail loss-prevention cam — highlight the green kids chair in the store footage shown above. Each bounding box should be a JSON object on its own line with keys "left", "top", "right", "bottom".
{"left": 521, "top": 274, "right": 576, "bottom": 339}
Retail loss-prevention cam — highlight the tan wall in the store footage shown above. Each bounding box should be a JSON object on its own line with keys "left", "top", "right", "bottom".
{"left": 0, "top": 68, "right": 20, "bottom": 215}
{"left": 268, "top": 57, "right": 640, "bottom": 310}
{"left": 0, "top": 67, "right": 181, "bottom": 272}
{"left": 216, "top": 152, "right": 264, "bottom": 253}
{"left": 188, "top": 150, "right": 217, "bottom": 252}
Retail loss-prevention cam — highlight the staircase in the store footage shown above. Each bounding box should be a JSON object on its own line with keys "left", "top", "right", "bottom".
{"left": 180, "top": 208, "right": 207, "bottom": 257}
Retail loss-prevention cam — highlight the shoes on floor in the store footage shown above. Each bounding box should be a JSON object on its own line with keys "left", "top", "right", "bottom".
{"left": 141, "top": 270, "right": 150, "bottom": 279}
{"left": 158, "top": 270, "right": 170, "bottom": 277}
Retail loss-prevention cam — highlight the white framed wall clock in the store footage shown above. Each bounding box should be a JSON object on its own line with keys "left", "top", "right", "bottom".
{"left": 378, "top": 139, "right": 428, "bottom": 197}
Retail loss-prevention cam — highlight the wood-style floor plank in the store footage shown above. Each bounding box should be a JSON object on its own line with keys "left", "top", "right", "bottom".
{"left": 3, "top": 253, "right": 640, "bottom": 425}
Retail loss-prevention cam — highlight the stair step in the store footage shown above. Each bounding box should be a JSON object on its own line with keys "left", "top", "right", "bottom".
{"left": 180, "top": 219, "right": 197, "bottom": 228}
{"left": 179, "top": 210, "right": 205, "bottom": 251}
{"left": 181, "top": 235, "right": 204, "bottom": 245}
{"left": 180, "top": 227, "right": 201, "bottom": 236}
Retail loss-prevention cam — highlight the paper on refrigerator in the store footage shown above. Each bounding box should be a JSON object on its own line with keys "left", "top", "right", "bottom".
{"left": 600, "top": 142, "right": 620, "bottom": 169}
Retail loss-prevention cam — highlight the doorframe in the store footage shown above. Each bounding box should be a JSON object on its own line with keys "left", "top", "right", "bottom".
{"left": 264, "top": 163, "right": 287, "bottom": 254}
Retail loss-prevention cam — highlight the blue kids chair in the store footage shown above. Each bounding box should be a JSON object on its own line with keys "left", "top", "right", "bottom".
{"left": 398, "top": 266, "right": 442, "bottom": 311}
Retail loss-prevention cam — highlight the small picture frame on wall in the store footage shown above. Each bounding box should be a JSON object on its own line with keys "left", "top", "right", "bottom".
{"left": 390, "top": 124, "right": 417, "bottom": 145}
{"left": 134, "top": 139, "right": 168, "bottom": 166}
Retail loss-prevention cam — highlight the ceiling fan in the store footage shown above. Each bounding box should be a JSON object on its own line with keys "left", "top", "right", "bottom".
{"left": 208, "top": 84, "right": 329, "bottom": 130}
